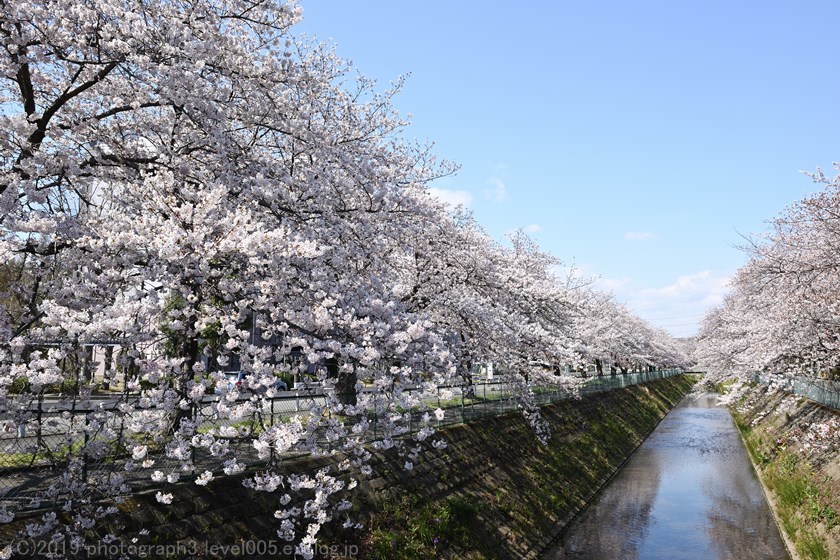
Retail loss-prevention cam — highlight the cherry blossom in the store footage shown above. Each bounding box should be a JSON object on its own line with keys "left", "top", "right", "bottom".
{"left": 697, "top": 163, "right": 840, "bottom": 384}
{"left": 0, "top": 0, "right": 689, "bottom": 550}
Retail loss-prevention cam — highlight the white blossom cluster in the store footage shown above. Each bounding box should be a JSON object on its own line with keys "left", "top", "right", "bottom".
{"left": 798, "top": 418, "right": 839, "bottom": 452}
{"left": 0, "top": 0, "right": 691, "bottom": 551}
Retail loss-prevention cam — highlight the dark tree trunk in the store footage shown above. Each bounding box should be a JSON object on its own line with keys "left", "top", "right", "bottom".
{"left": 331, "top": 357, "right": 357, "bottom": 406}
{"left": 82, "top": 345, "right": 93, "bottom": 383}
{"left": 171, "top": 336, "right": 200, "bottom": 434}
{"left": 102, "top": 345, "right": 113, "bottom": 390}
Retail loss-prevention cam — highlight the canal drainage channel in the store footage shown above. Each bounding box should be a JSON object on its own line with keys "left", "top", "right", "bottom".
{"left": 538, "top": 388, "right": 680, "bottom": 557}
{"left": 541, "top": 392, "right": 790, "bottom": 560}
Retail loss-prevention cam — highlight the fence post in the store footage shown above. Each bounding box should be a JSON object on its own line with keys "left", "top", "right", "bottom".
{"left": 408, "top": 389, "right": 413, "bottom": 436}
{"left": 499, "top": 380, "right": 504, "bottom": 413}
{"left": 190, "top": 404, "right": 196, "bottom": 474}
{"left": 270, "top": 398, "right": 275, "bottom": 465}
{"left": 82, "top": 412, "right": 89, "bottom": 484}
{"left": 35, "top": 394, "right": 43, "bottom": 460}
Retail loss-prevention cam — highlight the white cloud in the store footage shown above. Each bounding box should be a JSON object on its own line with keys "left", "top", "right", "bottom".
{"left": 632, "top": 271, "right": 731, "bottom": 337}
{"left": 484, "top": 178, "right": 508, "bottom": 202}
{"left": 624, "top": 231, "right": 656, "bottom": 241}
{"left": 553, "top": 266, "right": 731, "bottom": 337}
{"left": 595, "top": 275, "right": 633, "bottom": 292}
{"left": 602, "top": 271, "right": 732, "bottom": 338}
{"left": 428, "top": 187, "right": 472, "bottom": 207}
{"left": 636, "top": 271, "right": 729, "bottom": 303}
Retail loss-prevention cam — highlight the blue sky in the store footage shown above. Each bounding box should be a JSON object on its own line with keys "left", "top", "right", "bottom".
{"left": 295, "top": 1, "right": 840, "bottom": 337}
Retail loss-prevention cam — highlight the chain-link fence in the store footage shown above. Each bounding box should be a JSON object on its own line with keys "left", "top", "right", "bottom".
{"left": 0, "top": 369, "right": 684, "bottom": 513}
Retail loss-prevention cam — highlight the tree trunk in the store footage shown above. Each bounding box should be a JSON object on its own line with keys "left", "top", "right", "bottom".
{"left": 332, "top": 357, "right": 357, "bottom": 407}
{"left": 82, "top": 345, "right": 93, "bottom": 383}
{"left": 102, "top": 345, "right": 113, "bottom": 390}
{"left": 170, "top": 336, "right": 199, "bottom": 435}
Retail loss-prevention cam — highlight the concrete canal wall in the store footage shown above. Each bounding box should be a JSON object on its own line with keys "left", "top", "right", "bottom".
{"left": 351, "top": 374, "right": 696, "bottom": 560}
{"left": 724, "top": 382, "right": 839, "bottom": 560}
{"left": 0, "top": 375, "right": 695, "bottom": 559}
{"left": 544, "top": 392, "right": 790, "bottom": 560}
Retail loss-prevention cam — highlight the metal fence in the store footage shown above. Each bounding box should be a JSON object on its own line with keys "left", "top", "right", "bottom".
{"left": 0, "top": 368, "right": 684, "bottom": 512}
{"left": 408, "top": 368, "right": 687, "bottom": 429}
{"left": 751, "top": 372, "right": 840, "bottom": 410}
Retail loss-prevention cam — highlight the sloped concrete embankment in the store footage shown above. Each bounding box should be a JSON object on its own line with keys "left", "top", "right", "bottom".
{"left": 725, "top": 383, "right": 839, "bottom": 560}
{"left": 0, "top": 375, "right": 695, "bottom": 559}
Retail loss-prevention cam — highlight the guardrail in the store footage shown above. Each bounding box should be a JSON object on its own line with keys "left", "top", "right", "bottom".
{"left": 751, "top": 372, "right": 840, "bottom": 410}
{"left": 0, "top": 368, "right": 684, "bottom": 512}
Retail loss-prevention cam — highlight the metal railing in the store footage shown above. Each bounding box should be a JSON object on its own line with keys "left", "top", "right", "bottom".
{"left": 0, "top": 368, "right": 684, "bottom": 512}
{"left": 751, "top": 372, "right": 840, "bottom": 410}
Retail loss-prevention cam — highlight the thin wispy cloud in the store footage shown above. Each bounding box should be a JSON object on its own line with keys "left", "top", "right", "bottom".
{"left": 558, "top": 266, "right": 730, "bottom": 335}
{"left": 624, "top": 231, "right": 656, "bottom": 241}
{"left": 428, "top": 187, "right": 472, "bottom": 207}
{"left": 595, "top": 275, "right": 633, "bottom": 292}
{"left": 601, "top": 270, "right": 732, "bottom": 337}
{"left": 484, "top": 178, "right": 508, "bottom": 202}
{"left": 636, "top": 271, "right": 730, "bottom": 308}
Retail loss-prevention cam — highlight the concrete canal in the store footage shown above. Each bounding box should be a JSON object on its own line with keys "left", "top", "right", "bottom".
{"left": 544, "top": 393, "right": 790, "bottom": 560}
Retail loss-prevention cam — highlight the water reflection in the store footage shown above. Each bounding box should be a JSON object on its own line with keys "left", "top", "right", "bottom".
{"left": 544, "top": 393, "right": 789, "bottom": 560}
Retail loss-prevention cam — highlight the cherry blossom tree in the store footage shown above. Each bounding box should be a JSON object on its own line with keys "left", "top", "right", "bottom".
{"left": 573, "top": 291, "right": 689, "bottom": 376}
{"left": 0, "top": 0, "right": 689, "bottom": 554}
{"left": 696, "top": 163, "right": 840, "bottom": 383}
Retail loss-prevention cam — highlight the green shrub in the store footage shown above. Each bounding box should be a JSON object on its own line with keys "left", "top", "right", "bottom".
{"left": 275, "top": 371, "right": 295, "bottom": 389}
{"left": 5, "top": 377, "right": 29, "bottom": 394}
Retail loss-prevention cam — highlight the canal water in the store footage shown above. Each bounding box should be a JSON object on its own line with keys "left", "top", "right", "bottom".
{"left": 544, "top": 393, "right": 790, "bottom": 560}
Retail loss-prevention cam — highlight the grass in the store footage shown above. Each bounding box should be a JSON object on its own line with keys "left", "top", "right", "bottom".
{"left": 0, "top": 451, "right": 43, "bottom": 468}
{"left": 195, "top": 418, "right": 261, "bottom": 436}
{"left": 365, "top": 494, "right": 486, "bottom": 560}
{"left": 714, "top": 378, "right": 738, "bottom": 394}
{"left": 0, "top": 437, "right": 87, "bottom": 470}
{"left": 733, "top": 414, "right": 835, "bottom": 560}
{"left": 0, "top": 431, "right": 158, "bottom": 471}
{"left": 762, "top": 452, "right": 835, "bottom": 560}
